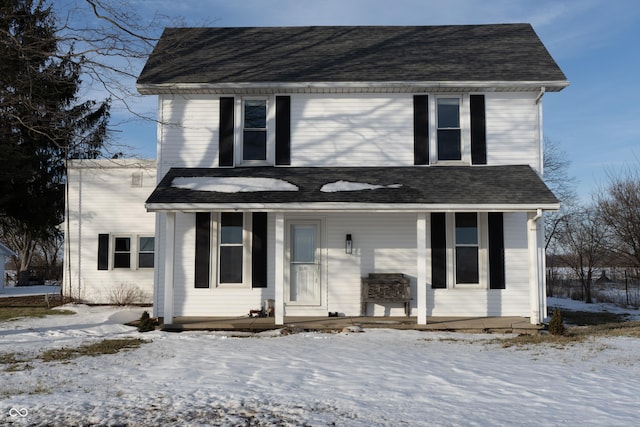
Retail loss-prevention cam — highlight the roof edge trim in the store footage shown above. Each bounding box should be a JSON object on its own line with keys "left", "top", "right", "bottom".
{"left": 137, "top": 80, "right": 569, "bottom": 95}
{"left": 146, "top": 202, "right": 561, "bottom": 213}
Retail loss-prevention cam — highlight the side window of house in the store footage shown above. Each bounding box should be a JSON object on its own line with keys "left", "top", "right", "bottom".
{"left": 138, "top": 237, "right": 154, "bottom": 268}
{"left": 437, "top": 97, "right": 461, "bottom": 161}
{"left": 455, "top": 213, "right": 479, "bottom": 284}
{"left": 113, "top": 237, "right": 131, "bottom": 269}
{"left": 243, "top": 99, "right": 267, "bottom": 161}
{"left": 219, "top": 212, "right": 244, "bottom": 283}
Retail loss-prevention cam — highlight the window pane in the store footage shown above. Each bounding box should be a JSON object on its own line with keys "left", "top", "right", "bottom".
{"left": 243, "top": 130, "right": 267, "bottom": 160}
{"left": 115, "top": 237, "right": 130, "bottom": 251}
{"left": 220, "top": 246, "right": 243, "bottom": 283}
{"left": 455, "top": 213, "right": 478, "bottom": 244}
{"left": 138, "top": 253, "right": 154, "bottom": 268}
{"left": 244, "top": 100, "right": 266, "bottom": 128}
{"left": 114, "top": 252, "right": 130, "bottom": 268}
{"left": 220, "top": 213, "right": 243, "bottom": 244}
{"left": 437, "top": 98, "right": 460, "bottom": 128}
{"left": 456, "top": 247, "right": 479, "bottom": 283}
{"left": 292, "top": 225, "right": 316, "bottom": 263}
{"left": 139, "top": 237, "right": 154, "bottom": 252}
{"left": 438, "top": 130, "right": 461, "bottom": 160}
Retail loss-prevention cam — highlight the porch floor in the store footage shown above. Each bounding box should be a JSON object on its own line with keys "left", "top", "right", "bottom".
{"left": 163, "top": 315, "right": 542, "bottom": 334}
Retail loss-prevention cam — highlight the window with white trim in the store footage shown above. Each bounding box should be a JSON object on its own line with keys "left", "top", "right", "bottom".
{"left": 138, "top": 237, "right": 155, "bottom": 268}
{"left": 242, "top": 99, "right": 267, "bottom": 161}
{"left": 455, "top": 213, "right": 479, "bottom": 284}
{"left": 437, "top": 97, "right": 462, "bottom": 161}
{"left": 113, "top": 237, "right": 131, "bottom": 269}
{"left": 219, "top": 212, "right": 244, "bottom": 284}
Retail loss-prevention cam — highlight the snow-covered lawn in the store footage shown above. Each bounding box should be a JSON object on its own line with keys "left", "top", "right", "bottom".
{"left": 1, "top": 301, "right": 640, "bottom": 426}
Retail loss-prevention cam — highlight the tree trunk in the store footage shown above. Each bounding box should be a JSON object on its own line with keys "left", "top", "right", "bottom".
{"left": 16, "top": 231, "right": 36, "bottom": 286}
{"left": 584, "top": 271, "right": 593, "bottom": 303}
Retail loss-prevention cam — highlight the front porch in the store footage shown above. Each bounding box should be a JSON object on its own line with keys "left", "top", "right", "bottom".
{"left": 162, "top": 315, "right": 542, "bottom": 334}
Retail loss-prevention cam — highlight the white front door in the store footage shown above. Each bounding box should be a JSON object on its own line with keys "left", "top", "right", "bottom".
{"left": 287, "top": 222, "right": 321, "bottom": 306}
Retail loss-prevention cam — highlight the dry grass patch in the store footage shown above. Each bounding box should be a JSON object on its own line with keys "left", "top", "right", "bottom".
{"left": 40, "top": 338, "right": 148, "bottom": 362}
{"left": 0, "top": 307, "right": 75, "bottom": 322}
{"left": 494, "top": 320, "right": 640, "bottom": 348}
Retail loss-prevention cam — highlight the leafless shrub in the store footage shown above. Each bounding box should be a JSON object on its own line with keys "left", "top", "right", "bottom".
{"left": 108, "top": 283, "right": 149, "bottom": 306}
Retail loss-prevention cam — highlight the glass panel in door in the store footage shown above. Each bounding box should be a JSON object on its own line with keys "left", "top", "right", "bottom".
{"left": 289, "top": 224, "right": 321, "bottom": 305}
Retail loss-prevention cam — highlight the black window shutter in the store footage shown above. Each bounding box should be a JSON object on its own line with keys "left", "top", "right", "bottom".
{"left": 275, "top": 96, "right": 291, "bottom": 165}
{"left": 488, "top": 212, "right": 505, "bottom": 289}
{"left": 470, "top": 94, "right": 487, "bottom": 165}
{"left": 219, "top": 97, "right": 235, "bottom": 167}
{"left": 195, "top": 212, "right": 211, "bottom": 288}
{"left": 251, "top": 212, "right": 268, "bottom": 288}
{"left": 431, "top": 213, "right": 447, "bottom": 288}
{"left": 97, "top": 234, "right": 109, "bottom": 270}
{"left": 413, "top": 95, "right": 429, "bottom": 165}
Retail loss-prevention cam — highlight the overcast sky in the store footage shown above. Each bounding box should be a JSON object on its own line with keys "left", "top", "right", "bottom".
{"left": 81, "top": 0, "right": 640, "bottom": 201}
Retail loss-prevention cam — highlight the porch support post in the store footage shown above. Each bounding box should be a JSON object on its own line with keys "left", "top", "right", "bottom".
{"left": 163, "top": 212, "right": 176, "bottom": 325}
{"left": 274, "top": 212, "right": 285, "bottom": 325}
{"left": 527, "top": 209, "right": 543, "bottom": 325}
{"left": 416, "top": 213, "right": 428, "bottom": 325}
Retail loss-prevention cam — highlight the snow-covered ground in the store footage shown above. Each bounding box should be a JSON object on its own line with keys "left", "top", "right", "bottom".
{"left": 1, "top": 301, "right": 640, "bottom": 426}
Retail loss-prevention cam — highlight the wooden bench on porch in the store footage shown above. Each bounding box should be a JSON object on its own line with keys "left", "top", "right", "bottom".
{"left": 361, "top": 273, "right": 411, "bottom": 317}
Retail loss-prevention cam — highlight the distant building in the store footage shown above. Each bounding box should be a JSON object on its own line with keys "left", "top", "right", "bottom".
{"left": 1, "top": 242, "right": 16, "bottom": 290}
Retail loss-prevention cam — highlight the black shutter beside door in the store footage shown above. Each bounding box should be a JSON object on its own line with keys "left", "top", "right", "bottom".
{"left": 251, "top": 212, "right": 268, "bottom": 288}
{"left": 488, "top": 212, "right": 505, "bottom": 289}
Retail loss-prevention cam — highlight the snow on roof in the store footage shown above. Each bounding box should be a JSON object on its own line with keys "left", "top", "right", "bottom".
{"left": 171, "top": 177, "right": 298, "bottom": 193}
{"left": 320, "top": 180, "right": 402, "bottom": 193}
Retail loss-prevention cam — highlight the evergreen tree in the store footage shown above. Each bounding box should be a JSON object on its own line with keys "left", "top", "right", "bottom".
{"left": 0, "top": 0, "right": 110, "bottom": 284}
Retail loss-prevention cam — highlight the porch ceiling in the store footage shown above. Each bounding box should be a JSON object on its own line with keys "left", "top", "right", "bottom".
{"left": 146, "top": 165, "right": 559, "bottom": 212}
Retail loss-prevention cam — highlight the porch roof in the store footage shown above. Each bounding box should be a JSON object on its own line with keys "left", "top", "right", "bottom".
{"left": 146, "top": 165, "right": 559, "bottom": 212}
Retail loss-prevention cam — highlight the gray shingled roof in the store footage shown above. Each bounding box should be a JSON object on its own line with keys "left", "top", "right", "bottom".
{"left": 137, "top": 24, "right": 567, "bottom": 90}
{"left": 145, "top": 165, "right": 558, "bottom": 210}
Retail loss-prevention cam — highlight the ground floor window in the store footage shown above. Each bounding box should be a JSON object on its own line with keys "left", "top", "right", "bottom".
{"left": 113, "top": 237, "right": 131, "bottom": 268}
{"left": 455, "top": 213, "right": 479, "bottom": 284}
{"left": 97, "top": 234, "right": 154, "bottom": 270}
{"left": 432, "top": 212, "right": 492, "bottom": 289}
{"left": 219, "top": 212, "right": 244, "bottom": 284}
{"left": 138, "top": 237, "right": 155, "bottom": 268}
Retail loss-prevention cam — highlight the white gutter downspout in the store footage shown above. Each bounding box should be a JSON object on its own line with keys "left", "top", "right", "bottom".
{"left": 535, "top": 86, "right": 546, "bottom": 175}
{"left": 528, "top": 209, "right": 544, "bottom": 324}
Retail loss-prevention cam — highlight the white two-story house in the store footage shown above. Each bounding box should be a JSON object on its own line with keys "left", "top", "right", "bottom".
{"left": 137, "top": 24, "right": 568, "bottom": 326}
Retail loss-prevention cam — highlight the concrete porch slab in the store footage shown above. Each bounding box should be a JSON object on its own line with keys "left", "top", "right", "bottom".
{"left": 164, "top": 315, "right": 542, "bottom": 334}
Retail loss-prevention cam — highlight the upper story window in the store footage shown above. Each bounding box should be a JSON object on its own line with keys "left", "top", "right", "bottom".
{"left": 437, "top": 97, "right": 461, "bottom": 161}
{"left": 242, "top": 99, "right": 267, "bottom": 161}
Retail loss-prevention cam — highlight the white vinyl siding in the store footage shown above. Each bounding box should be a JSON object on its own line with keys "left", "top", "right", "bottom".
{"left": 428, "top": 212, "right": 530, "bottom": 317}
{"left": 157, "top": 92, "right": 541, "bottom": 171}
{"left": 160, "top": 211, "right": 532, "bottom": 318}
{"left": 165, "top": 212, "right": 271, "bottom": 317}
{"left": 63, "top": 160, "right": 156, "bottom": 304}
{"left": 158, "top": 95, "right": 220, "bottom": 175}
{"left": 290, "top": 94, "right": 414, "bottom": 166}
{"left": 485, "top": 92, "right": 539, "bottom": 170}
